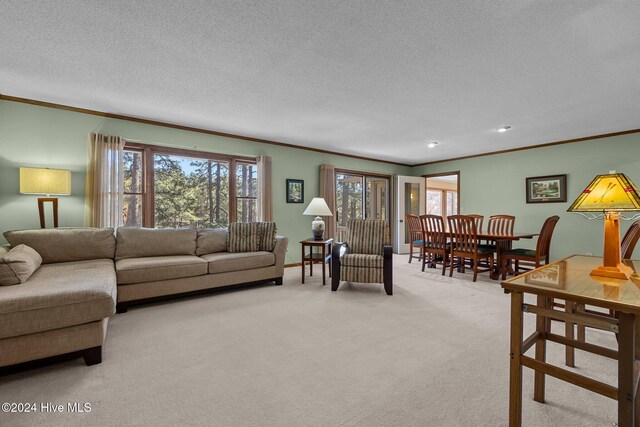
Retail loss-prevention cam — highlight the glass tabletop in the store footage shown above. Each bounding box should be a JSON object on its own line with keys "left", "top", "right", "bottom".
{"left": 501, "top": 255, "right": 640, "bottom": 314}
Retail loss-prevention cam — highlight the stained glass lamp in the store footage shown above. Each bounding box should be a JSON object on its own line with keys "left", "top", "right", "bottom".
{"left": 568, "top": 172, "right": 640, "bottom": 279}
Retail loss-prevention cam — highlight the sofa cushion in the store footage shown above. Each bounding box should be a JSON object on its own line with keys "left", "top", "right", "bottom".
{"left": 196, "top": 228, "right": 228, "bottom": 255}
{"left": 200, "top": 251, "right": 275, "bottom": 274}
{"left": 341, "top": 253, "right": 384, "bottom": 268}
{"left": 0, "top": 245, "right": 42, "bottom": 286}
{"left": 227, "top": 222, "right": 261, "bottom": 253}
{"left": 116, "top": 255, "right": 207, "bottom": 284}
{"left": 258, "top": 222, "right": 277, "bottom": 252}
{"left": 0, "top": 259, "right": 116, "bottom": 339}
{"left": 116, "top": 227, "right": 196, "bottom": 260}
{"left": 4, "top": 228, "right": 115, "bottom": 264}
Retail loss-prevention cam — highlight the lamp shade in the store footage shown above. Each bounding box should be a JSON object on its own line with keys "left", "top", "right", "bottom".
{"left": 303, "top": 197, "right": 333, "bottom": 216}
{"left": 20, "top": 167, "right": 72, "bottom": 195}
{"left": 567, "top": 172, "right": 640, "bottom": 212}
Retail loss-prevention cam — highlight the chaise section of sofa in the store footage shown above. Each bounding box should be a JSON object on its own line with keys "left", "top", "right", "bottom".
{"left": 1, "top": 228, "right": 117, "bottom": 368}
{"left": 114, "top": 227, "right": 288, "bottom": 312}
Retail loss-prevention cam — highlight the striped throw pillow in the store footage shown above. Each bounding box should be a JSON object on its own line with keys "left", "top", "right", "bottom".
{"left": 227, "top": 222, "right": 262, "bottom": 253}
{"left": 258, "top": 222, "right": 277, "bottom": 251}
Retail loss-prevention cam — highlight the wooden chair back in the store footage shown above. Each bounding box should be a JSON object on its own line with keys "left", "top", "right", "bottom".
{"left": 420, "top": 214, "right": 447, "bottom": 250}
{"left": 466, "top": 214, "right": 484, "bottom": 233}
{"left": 622, "top": 220, "right": 640, "bottom": 259}
{"left": 447, "top": 215, "right": 479, "bottom": 254}
{"left": 487, "top": 215, "right": 515, "bottom": 236}
{"left": 405, "top": 214, "right": 423, "bottom": 243}
{"left": 535, "top": 215, "right": 560, "bottom": 260}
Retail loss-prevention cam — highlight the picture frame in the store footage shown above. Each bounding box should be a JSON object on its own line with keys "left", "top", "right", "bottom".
{"left": 286, "top": 179, "right": 304, "bottom": 204}
{"left": 526, "top": 174, "right": 567, "bottom": 203}
{"left": 524, "top": 263, "right": 566, "bottom": 289}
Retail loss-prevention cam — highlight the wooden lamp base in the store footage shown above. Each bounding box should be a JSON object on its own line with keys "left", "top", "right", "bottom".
{"left": 590, "top": 212, "right": 632, "bottom": 280}
{"left": 37, "top": 197, "right": 59, "bottom": 228}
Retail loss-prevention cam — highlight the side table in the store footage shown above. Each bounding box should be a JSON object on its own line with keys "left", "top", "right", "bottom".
{"left": 300, "top": 238, "right": 333, "bottom": 285}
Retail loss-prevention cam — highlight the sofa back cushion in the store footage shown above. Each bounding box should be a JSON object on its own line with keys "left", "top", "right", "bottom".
{"left": 3, "top": 228, "right": 115, "bottom": 264}
{"left": 196, "top": 228, "right": 228, "bottom": 255}
{"left": 116, "top": 227, "right": 196, "bottom": 260}
{"left": 0, "top": 244, "right": 43, "bottom": 286}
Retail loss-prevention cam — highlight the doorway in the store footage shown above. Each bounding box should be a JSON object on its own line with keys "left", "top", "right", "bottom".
{"left": 394, "top": 175, "right": 426, "bottom": 253}
{"left": 424, "top": 172, "right": 460, "bottom": 224}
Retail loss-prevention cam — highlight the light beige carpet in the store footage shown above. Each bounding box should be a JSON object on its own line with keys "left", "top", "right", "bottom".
{"left": 0, "top": 256, "right": 619, "bottom": 426}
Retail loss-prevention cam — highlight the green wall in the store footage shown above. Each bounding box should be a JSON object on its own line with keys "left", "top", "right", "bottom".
{"left": 2, "top": 98, "right": 638, "bottom": 263}
{"left": 0, "top": 100, "right": 411, "bottom": 262}
{"left": 415, "top": 133, "right": 640, "bottom": 260}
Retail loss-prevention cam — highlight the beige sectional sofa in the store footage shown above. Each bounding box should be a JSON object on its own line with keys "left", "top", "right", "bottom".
{"left": 0, "top": 226, "right": 288, "bottom": 369}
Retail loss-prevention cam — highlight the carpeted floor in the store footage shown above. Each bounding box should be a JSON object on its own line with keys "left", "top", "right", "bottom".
{"left": 0, "top": 255, "right": 619, "bottom": 426}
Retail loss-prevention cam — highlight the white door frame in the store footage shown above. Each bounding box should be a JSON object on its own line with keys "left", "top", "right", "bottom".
{"left": 394, "top": 175, "right": 426, "bottom": 253}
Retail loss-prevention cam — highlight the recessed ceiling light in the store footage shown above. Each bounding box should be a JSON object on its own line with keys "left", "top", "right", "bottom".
{"left": 497, "top": 126, "right": 512, "bottom": 133}
{"left": 427, "top": 141, "right": 438, "bottom": 148}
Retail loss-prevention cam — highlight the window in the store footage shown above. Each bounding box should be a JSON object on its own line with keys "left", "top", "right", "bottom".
{"left": 123, "top": 149, "right": 144, "bottom": 227}
{"left": 426, "top": 189, "right": 458, "bottom": 218}
{"left": 236, "top": 161, "right": 257, "bottom": 223}
{"left": 122, "top": 143, "right": 257, "bottom": 228}
{"left": 335, "top": 170, "right": 390, "bottom": 238}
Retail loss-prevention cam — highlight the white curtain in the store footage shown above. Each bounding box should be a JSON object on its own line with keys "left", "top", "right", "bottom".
{"left": 85, "top": 133, "right": 125, "bottom": 228}
{"left": 257, "top": 155, "right": 273, "bottom": 221}
{"left": 319, "top": 164, "right": 336, "bottom": 239}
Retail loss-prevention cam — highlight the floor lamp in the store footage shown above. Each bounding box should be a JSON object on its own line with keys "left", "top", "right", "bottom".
{"left": 19, "top": 167, "right": 71, "bottom": 228}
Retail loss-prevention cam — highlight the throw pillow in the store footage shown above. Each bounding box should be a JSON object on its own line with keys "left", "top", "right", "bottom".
{"left": 0, "top": 244, "right": 43, "bottom": 286}
{"left": 227, "top": 222, "right": 261, "bottom": 253}
{"left": 258, "top": 222, "right": 277, "bottom": 251}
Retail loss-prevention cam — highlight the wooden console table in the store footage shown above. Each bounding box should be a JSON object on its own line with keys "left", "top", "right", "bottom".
{"left": 502, "top": 255, "right": 640, "bottom": 426}
{"left": 300, "top": 238, "right": 333, "bottom": 286}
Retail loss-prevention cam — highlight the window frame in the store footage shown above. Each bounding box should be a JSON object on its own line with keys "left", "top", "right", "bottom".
{"left": 335, "top": 168, "right": 393, "bottom": 224}
{"left": 123, "top": 142, "right": 257, "bottom": 227}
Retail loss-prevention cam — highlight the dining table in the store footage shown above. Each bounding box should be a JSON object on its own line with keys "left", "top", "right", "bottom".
{"left": 432, "top": 229, "right": 539, "bottom": 279}
{"left": 476, "top": 230, "right": 539, "bottom": 279}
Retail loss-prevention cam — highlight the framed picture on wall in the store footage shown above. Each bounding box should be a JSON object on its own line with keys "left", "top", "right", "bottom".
{"left": 526, "top": 174, "right": 567, "bottom": 203}
{"left": 286, "top": 179, "right": 304, "bottom": 203}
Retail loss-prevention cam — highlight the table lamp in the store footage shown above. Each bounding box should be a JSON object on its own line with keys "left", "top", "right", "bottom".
{"left": 303, "top": 197, "right": 333, "bottom": 240}
{"left": 20, "top": 167, "right": 72, "bottom": 228}
{"left": 567, "top": 171, "right": 640, "bottom": 279}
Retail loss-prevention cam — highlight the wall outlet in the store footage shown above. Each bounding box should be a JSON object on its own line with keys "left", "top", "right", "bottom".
{"left": 586, "top": 252, "right": 593, "bottom": 256}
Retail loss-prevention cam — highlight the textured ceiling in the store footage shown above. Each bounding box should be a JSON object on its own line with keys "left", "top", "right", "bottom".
{"left": 1, "top": 1, "right": 639, "bottom": 164}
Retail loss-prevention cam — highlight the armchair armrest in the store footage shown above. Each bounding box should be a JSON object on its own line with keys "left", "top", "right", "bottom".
{"left": 331, "top": 242, "right": 346, "bottom": 291}
{"left": 383, "top": 245, "right": 393, "bottom": 295}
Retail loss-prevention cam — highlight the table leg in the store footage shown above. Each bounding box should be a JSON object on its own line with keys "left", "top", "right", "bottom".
{"left": 618, "top": 312, "right": 636, "bottom": 426}
{"left": 534, "top": 295, "right": 548, "bottom": 403}
{"left": 565, "top": 300, "right": 575, "bottom": 367}
{"left": 310, "top": 247, "right": 313, "bottom": 276}
{"left": 322, "top": 245, "right": 326, "bottom": 286}
{"left": 301, "top": 245, "right": 305, "bottom": 284}
{"left": 509, "top": 291, "right": 524, "bottom": 427}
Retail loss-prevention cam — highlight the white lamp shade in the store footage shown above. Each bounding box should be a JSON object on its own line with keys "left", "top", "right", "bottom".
{"left": 20, "top": 167, "right": 72, "bottom": 195}
{"left": 303, "top": 197, "right": 333, "bottom": 216}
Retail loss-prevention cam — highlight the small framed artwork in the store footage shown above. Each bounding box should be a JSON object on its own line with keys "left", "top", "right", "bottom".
{"left": 286, "top": 179, "right": 304, "bottom": 203}
{"left": 526, "top": 174, "right": 567, "bottom": 203}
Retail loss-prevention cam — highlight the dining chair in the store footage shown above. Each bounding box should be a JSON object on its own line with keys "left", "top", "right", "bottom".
{"left": 447, "top": 215, "right": 494, "bottom": 282}
{"left": 500, "top": 215, "right": 560, "bottom": 279}
{"left": 482, "top": 215, "right": 516, "bottom": 269}
{"left": 405, "top": 214, "right": 424, "bottom": 263}
{"left": 622, "top": 220, "right": 640, "bottom": 259}
{"left": 420, "top": 214, "right": 449, "bottom": 275}
{"left": 466, "top": 214, "right": 484, "bottom": 232}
